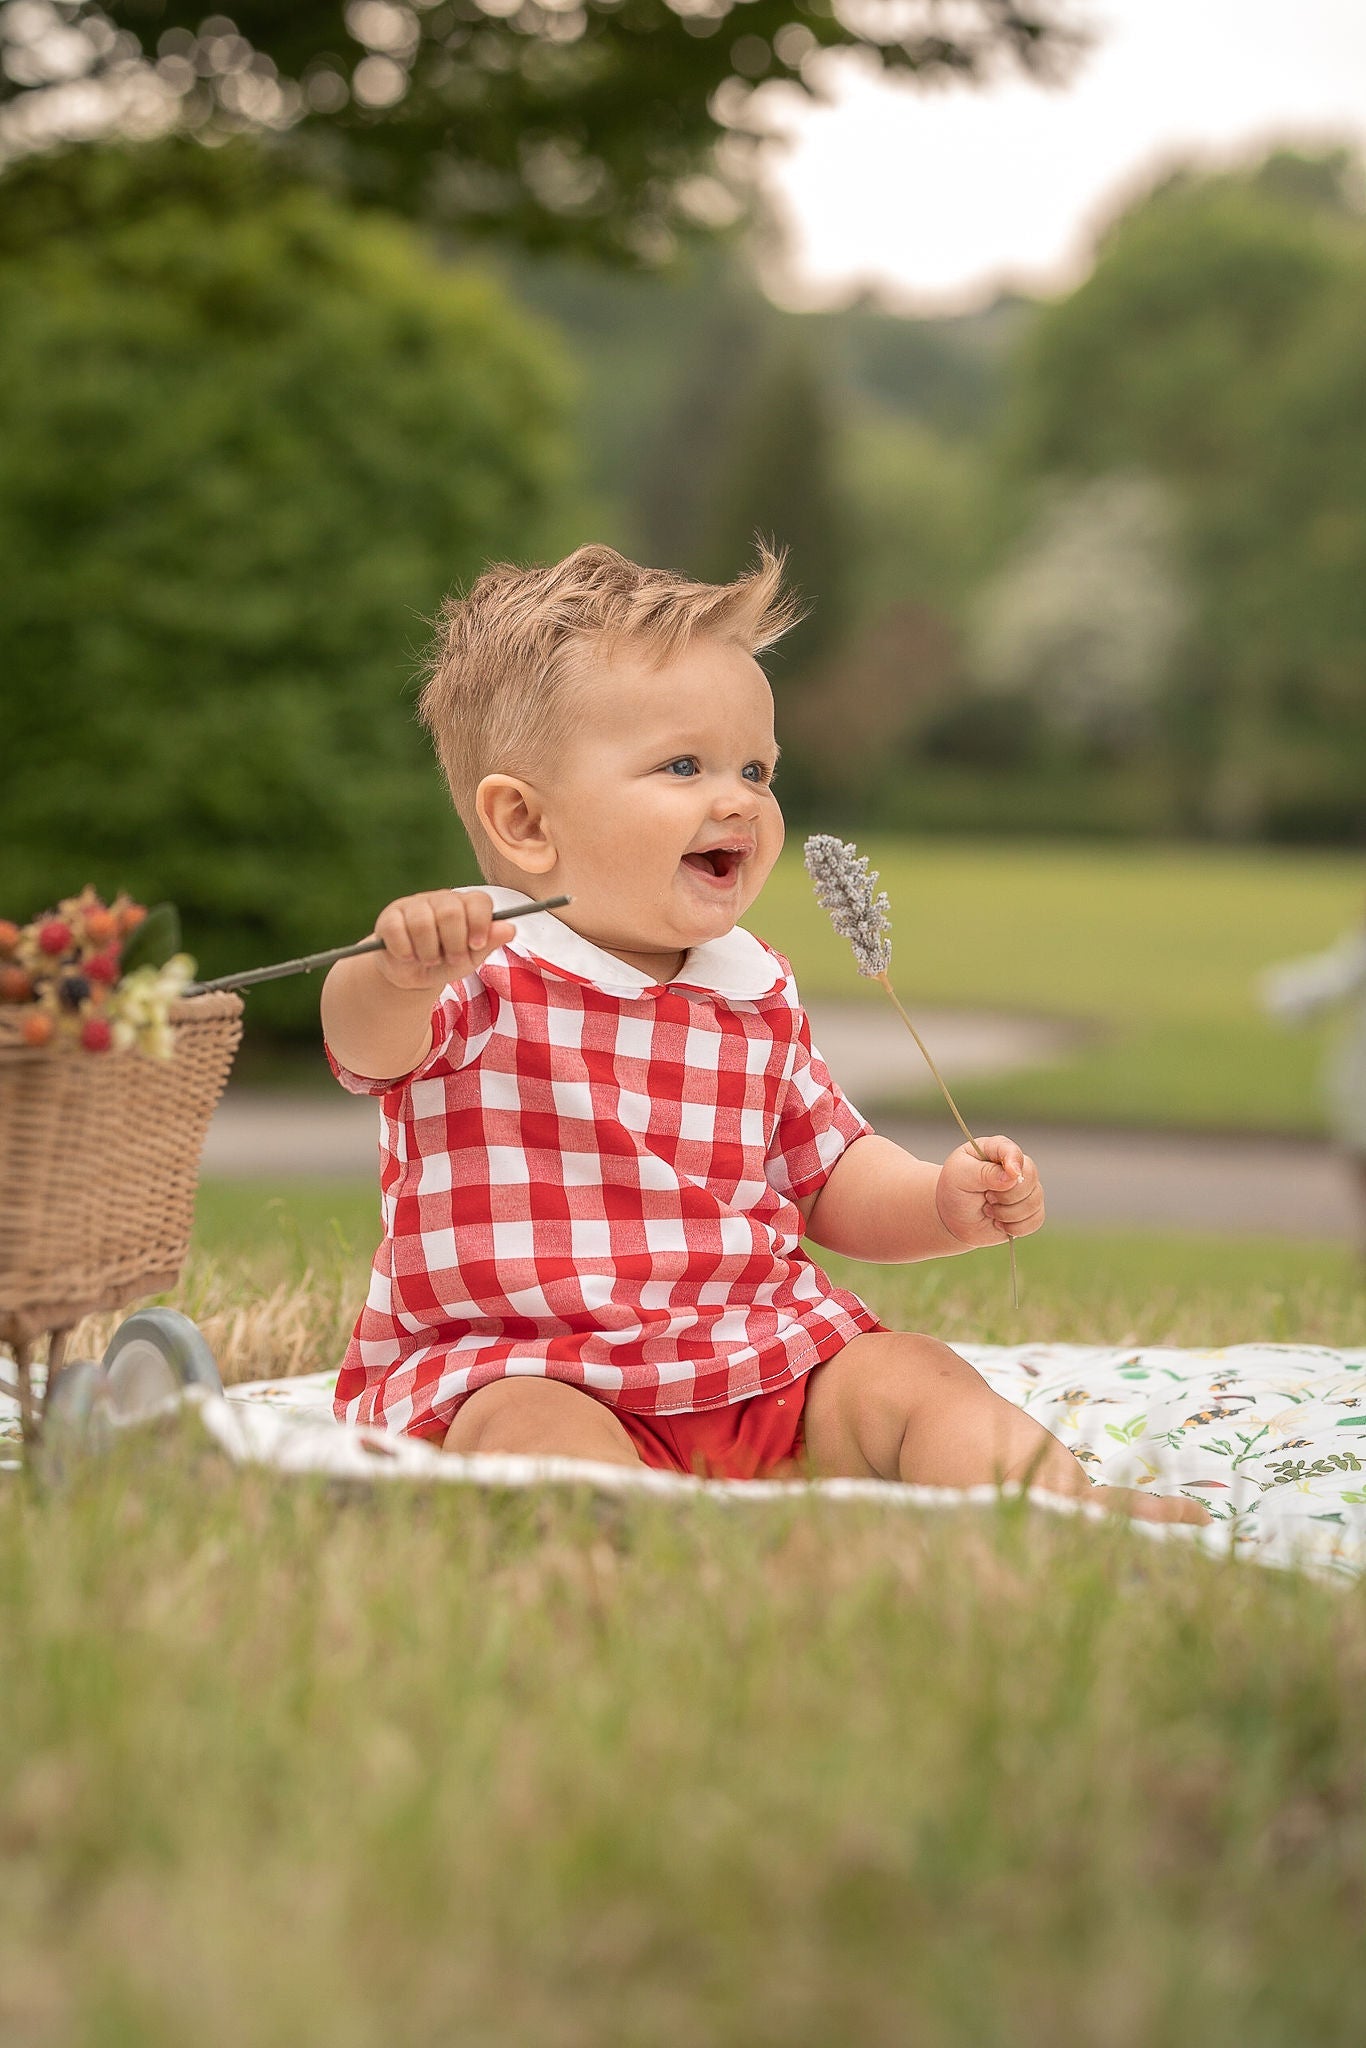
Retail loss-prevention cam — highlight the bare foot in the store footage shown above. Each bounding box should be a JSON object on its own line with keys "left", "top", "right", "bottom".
{"left": 1090, "top": 1485, "right": 1212, "bottom": 1527}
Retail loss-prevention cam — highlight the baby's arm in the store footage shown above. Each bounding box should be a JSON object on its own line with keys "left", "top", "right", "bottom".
{"left": 798, "top": 1132, "right": 1043, "bottom": 1263}
{"left": 320, "top": 889, "right": 513, "bottom": 1082}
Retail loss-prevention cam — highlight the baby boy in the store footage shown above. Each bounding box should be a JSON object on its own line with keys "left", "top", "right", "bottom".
{"left": 322, "top": 544, "right": 1208, "bottom": 1525}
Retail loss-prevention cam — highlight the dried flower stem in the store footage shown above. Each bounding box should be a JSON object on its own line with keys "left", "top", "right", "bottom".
{"left": 184, "top": 894, "right": 573, "bottom": 996}
{"left": 804, "top": 833, "right": 1019, "bottom": 1308}
{"left": 874, "top": 971, "right": 1019, "bottom": 1309}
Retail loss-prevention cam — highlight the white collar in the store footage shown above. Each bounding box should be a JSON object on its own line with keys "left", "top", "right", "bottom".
{"left": 471, "top": 884, "right": 786, "bottom": 1001}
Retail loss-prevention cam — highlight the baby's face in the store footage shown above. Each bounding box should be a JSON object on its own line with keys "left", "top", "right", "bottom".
{"left": 510, "top": 633, "right": 784, "bottom": 979}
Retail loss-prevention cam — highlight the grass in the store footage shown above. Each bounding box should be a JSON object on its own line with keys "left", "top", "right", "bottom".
{"left": 4, "top": 1187, "right": 1364, "bottom": 2047}
{"left": 753, "top": 836, "right": 1364, "bottom": 1135}
{"left": 4, "top": 1444, "right": 1366, "bottom": 2048}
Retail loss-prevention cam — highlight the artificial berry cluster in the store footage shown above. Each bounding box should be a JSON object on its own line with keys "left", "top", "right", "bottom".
{"left": 0, "top": 889, "right": 191, "bottom": 1057}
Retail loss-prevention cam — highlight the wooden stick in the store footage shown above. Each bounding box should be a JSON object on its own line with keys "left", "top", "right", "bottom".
{"left": 13, "top": 1341, "right": 37, "bottom": 1446}
{"left": 184, "top": 895, "right": 573, "bottom": 997}
{"left": 875, "top": 971, "right": 1020, "bottom": 1310}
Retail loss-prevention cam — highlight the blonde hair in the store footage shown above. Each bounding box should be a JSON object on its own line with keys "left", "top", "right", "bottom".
{"left": 417, "top": 540, "right": 802, "bottom": 875}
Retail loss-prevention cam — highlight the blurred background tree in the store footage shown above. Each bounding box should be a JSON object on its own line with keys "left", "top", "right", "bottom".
{"left": 0, "top": 1, "right": 1084, "bottom": 258}
{"left": 998, "top": 147, "right": 1366, "bottom": 842}
{"left": 970, "top": 473, "right": 1191, "bottom": 758}
{"left": 692, "top": 332, "right": 852, "bottom": 663}
{"left": 0, "top": 139, "right": 572, "bottom": 1032}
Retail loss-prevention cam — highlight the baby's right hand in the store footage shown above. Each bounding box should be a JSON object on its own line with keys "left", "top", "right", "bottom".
{"left": 371, "top": 890, "right": 515, "bottom": 992}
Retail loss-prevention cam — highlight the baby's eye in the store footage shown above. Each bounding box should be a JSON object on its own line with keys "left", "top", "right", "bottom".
{"left": 664, "top": 757, "right": 699, "bottom": 777}
{"left": 744, "top": 762, "right": 773, "bottom": 784}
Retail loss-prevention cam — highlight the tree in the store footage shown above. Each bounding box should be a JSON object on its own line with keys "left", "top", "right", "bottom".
{"left": 780, "top": 598, "right": 960, "bottom": 816}
{"left": 842, "top": 410, "right": 992, "bottom": 623}
{"left": 1000, "top": 148, "right": 1366, "bottom": 839}
{"left": 636, "top": 278, "right": 770, "bottom": 571}
{"left": 692, "top": 326, "right": 852, "bottom": 661}
{"left": 0, "top": 0, "right": 1087, "bottom": 260}
{"left": 0, "top": 141, "right": 575, "bottom": 1032}
{"left": 970, "top": 472, "right": 1191, "bottom": 752}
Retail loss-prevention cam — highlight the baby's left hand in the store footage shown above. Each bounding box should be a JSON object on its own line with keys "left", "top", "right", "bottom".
{"left": 936, "top": 1136, "right": 1045, "bottom": 1250}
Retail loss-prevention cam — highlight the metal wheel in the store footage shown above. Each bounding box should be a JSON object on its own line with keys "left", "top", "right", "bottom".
{"left": 102, "top": 1308, "right": 223, "bottom": 1422}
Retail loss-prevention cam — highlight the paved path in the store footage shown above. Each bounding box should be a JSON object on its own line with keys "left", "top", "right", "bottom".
{"left": 876, "top": 1118, "right": 1352, "bottom": 1241}
{"left": 201, "top": 1002, "right": 1355, "bottom": 1241}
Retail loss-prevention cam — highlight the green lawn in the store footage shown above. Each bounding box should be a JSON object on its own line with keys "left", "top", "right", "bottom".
{"left": 753, "top": 837, "right": 1363, "bottom": 1134}
{"left": 2, "top": 1196, "right": 1366, "bottom": 2048}
{"left": 3, "top": 1192, "right": 1365, "bottom": 2048}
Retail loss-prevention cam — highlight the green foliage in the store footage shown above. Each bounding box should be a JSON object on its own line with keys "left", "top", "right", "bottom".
{"left": 497, "top": 244, "right": 1011, "bottom": 565}
{"left": 0, "top": 1, "right": 1084, "bottom": 261}
{"left": 0, "top": 130, "right": 312, "bottom": 258}
{"left": 494, "top": 248, "right": 1006, "bottom": 822}
{"left": 843, "top": 412, "right": 993, "bottom": 622}
{"left": 120, "top": 903, "right": 182, "bottom": 976}
{"left": 692, "top": 329, "right": 853, "bottom": 674}
{"left": 1000, "top": 148, "right": 1366, "bottom": 841}
{"left": 1005, "top": 162, "right": 1352, "bottom": 483}
{"left": 0, "top": 141, "right": 575, "bottom": 1033}
{"left": 969, "top": 472, "right": 1191, "bottom": 750}
{"left": 831, "top": 292, "right": 1029, "bottom": 440}
{"left": 632, "top": 265, "right": 773, "bottom": 570}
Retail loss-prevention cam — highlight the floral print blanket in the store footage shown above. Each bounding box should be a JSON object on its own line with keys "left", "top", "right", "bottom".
{"left": 6, "top": 1343, "right": 1365, "bottom": 1582}
{"left": 967, "top": 1341, "right": 1366, "bottom": 1582}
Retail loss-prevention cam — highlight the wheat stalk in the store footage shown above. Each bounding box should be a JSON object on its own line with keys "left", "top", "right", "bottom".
{"left": 804, "top": 834, "right": 1019, "bottom": 1308}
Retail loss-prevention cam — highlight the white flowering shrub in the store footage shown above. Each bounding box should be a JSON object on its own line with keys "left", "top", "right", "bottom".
{"left": 970, "top": 473, "right": 1192, "bottom": 745}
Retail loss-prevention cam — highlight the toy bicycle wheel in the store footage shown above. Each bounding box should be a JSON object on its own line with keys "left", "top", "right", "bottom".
{"left": 102, "top": 1308, "right": 223, "bottom": 1421}
{"left": 41, "top": 1359, "right": 113, "bottom": 1468}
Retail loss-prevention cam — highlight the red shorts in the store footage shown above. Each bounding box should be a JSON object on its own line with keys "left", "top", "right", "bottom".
{"left": 614, "top": 1377, "right": 809, "bottom": 1481}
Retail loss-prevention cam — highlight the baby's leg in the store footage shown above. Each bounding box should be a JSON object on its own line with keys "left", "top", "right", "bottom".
{"left": 442, "top": 1378, "right": 643, "bottom": 1467}
{"left": 803, "top": 1331, "right": 1210, "bottom": 1526}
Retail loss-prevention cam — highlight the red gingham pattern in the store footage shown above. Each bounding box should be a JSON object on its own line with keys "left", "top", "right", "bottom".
{"left": 326, "top": 912, "right": 882, "bottom": 1442}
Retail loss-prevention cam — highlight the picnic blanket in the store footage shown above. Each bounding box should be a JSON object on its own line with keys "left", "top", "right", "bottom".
{"left": 6, "top": 1343, "right": 1365, "bottom": 1583}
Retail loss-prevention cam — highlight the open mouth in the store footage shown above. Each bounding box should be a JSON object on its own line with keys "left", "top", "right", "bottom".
{"left": 681, "top": 846, "right": 748, "bottom": 886}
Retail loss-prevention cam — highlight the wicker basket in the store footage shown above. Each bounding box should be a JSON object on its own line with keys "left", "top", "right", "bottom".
{"left": 0, "top": 991, "right": 243, "bottom": 1348}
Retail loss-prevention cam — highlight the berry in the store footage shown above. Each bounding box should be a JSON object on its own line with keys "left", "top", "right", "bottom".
{"left": 38, "top": 919, "right": 73, "bottom": 956}
{"left": 119, "top": 903, "right": 148, "bottom": 935}
{"left": 58, "top": 974, "right": 91, "bottom": 1012}
{"left": 0, "top": 965, "right": 33, "bottom": 1003}
{"left": 86, "top": 948, "right": 120, "bottom": 985}
{"left": 84, "top": 909, "right": 118, "bottom": 944}
{"left": 80, "top": 1015, "right": 113, "bottom": 1053}
{"left": 21, "top": 1010, "right": 54, "bottom": 1048}
{"left": 0, "top": 920, "right": 18, "bottom": 954}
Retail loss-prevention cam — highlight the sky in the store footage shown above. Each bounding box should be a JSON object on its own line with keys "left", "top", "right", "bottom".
{"left": 758, "top": 0, "right": 1366, "bottom": 313}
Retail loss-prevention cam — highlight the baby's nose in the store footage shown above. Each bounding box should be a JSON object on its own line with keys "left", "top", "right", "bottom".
{"left": 716, "top": 776, "right": 761, "bottom": 811}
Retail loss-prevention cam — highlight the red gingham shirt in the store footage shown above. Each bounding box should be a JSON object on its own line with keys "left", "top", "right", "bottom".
{"left": 326, "top": 886, "right": 883, "bottom": 1442}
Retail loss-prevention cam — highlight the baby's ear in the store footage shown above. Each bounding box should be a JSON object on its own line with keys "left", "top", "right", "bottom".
{"left": 475, "top": 774, "right": 557, "bottom": 874}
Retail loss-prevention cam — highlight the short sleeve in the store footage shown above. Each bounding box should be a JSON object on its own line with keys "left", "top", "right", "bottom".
{"left": 323, "top": 981, "right": 476, "bottom": 1097}
{"left": 765, "top": 1005, "right": 875, "bottom": 1202}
